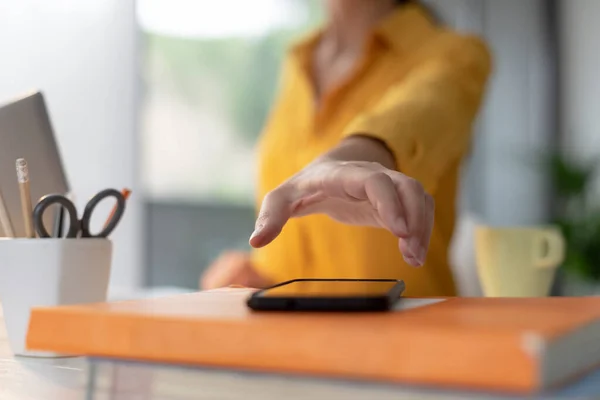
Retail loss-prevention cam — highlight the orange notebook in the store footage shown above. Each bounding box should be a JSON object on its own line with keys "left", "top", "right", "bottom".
{"left": 26, "top": 289, "right": 600, "bottom": 394}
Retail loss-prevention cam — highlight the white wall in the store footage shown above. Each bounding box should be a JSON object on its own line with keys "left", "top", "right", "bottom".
{"left": 0, "top": 0, "right": 142, "bottom": 291}
{"left": 481, "top": 0, "right": 555, "bottom": 225}
{"left": 560, "top": 0, "right": 600, "bottom": 195}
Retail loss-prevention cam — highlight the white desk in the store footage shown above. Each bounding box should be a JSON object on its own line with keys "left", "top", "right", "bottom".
{"left": 2, "top": 305, "right": 599, "bottom": 400}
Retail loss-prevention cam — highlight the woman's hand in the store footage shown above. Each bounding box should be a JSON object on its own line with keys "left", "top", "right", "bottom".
{"left": 200, "top": 251, "right": 271, "bottom": 290}
{"left": 249, "top": 137, "right": 434, "bottom": 267}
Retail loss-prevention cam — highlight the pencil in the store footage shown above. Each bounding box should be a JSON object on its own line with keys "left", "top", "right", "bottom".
{"left": 0, "top": 188, "right": 15, "bottom": 238}
{"left": 103, "top": 188, "right": 131, "bottom": 230}
{"left": 16, "top": 158, "right": 35, "bottom": 238}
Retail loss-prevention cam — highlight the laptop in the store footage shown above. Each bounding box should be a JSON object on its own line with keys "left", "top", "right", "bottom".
{"left": 0, "top": 91, "right": 69, "bottom": 238}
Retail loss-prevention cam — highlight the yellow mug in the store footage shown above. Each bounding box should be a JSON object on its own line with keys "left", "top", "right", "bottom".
{"left": 475, "top": 225, "right": 565, "bottom": 297}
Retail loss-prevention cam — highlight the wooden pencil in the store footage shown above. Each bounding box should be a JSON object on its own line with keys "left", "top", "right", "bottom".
{"left": 0, "top": 188, "right": 15, "bottom": 237}
{"left": 16, "top": 158, "right": 35, "bottom": 238}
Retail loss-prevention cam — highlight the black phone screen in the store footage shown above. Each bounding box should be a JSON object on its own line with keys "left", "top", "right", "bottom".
{"left": 259, "top": 279, "right": 400, "bottom": 297}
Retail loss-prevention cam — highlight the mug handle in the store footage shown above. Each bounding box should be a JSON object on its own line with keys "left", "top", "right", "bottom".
{"left": 533, "top": 230, "right": 566, "bottom": 269}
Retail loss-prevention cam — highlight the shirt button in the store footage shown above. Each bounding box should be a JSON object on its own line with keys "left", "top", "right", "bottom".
{"left": 408, "top": 138, "right": 423, "bottom": 160}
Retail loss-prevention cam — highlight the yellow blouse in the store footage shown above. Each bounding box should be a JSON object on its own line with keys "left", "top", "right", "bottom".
{"left": 251, "top": 3, "right": 492, "bottom": 296}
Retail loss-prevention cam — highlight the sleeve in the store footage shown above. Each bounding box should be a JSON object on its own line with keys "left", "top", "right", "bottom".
{"left": 342, "top": 35, "right": 492, "bottom": 194}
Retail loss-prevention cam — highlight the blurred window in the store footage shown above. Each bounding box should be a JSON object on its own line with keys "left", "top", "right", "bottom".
{"left": 137, "top": 0, "right": 323, "bottom": 205}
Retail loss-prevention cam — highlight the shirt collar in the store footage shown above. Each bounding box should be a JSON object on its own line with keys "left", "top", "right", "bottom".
{"left": 289, "top": 28, "right": 322, "bottom": 59}
{"left": 289, "top": 2, "right": 437, "bottom": 59}
{"left": 374, "top": 3, "right": 438, "bottom": 54}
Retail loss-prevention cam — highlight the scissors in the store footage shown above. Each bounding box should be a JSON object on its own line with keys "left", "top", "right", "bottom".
{"left": 33, "top": 188, "right": 126, "bottom": 238}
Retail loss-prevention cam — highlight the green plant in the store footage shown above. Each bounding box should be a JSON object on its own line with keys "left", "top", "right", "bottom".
{"left": 550, "top": 154, "right": 600, "bottom": 282}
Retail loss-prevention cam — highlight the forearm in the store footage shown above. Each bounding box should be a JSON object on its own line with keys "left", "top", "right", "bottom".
{"left": 317, "top": 135, "right": 397, "bottom": 170}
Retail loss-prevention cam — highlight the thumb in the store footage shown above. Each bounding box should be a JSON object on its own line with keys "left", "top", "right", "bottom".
{"left": 250, "top": 188, "right": 293, "bottom": 248}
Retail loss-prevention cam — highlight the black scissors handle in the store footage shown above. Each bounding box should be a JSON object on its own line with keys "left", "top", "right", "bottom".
{"left": 80, "top": 188, "right": 126, "bottom": 238}
{"left": 33, "top": 195, "right": 80, "bottom": 238}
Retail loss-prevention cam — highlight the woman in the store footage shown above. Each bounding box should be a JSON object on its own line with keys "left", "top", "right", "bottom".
{"left": 201, "top": 0, "right": 491, "bottom": 296}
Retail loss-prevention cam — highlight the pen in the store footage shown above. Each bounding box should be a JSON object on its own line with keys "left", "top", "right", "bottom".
{"left": 52, "top": 192, "right": 75, "bottom": 238}
{"left": 16, "top": 158, "right": 35, "bottom": 238}
{"left": 53, "top": 202, "right": 65, "bottom": 238}
{"left": 0, "top": 188, "right": 15, "bottom": 238}
{"left": 103, "top": 188, "right": 130, "bottom": 230}
{"left": 53, "top": 191, "right": 75, "bottom": 238}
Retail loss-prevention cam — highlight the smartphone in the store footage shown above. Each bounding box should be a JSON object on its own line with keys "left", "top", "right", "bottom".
{"left": 246, "top": 278, "right": 405, "bottom": 312}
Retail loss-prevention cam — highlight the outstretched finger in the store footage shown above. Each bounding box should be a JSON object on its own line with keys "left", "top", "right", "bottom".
{"left": 391, "top": 175, "right": 427, "bottom": 261}
{"left": 250, "top": 187, "right": 293, "bottom": 248}
{"left": 362, "top": 172, "right": 408, "bottom": 237}
{"left": 419, "top": 193, "right": 435, "bottom": 260}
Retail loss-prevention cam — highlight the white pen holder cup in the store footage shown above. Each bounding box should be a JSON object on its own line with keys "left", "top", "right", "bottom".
{"left": 0, "top": 238, "right": 112, "bottom": 357}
